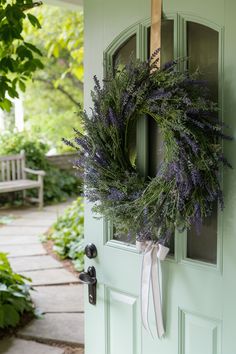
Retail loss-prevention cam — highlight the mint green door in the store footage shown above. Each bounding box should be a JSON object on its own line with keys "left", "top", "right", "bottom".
{"left": 83, "top": 0, "right": 236, "bottom": 353}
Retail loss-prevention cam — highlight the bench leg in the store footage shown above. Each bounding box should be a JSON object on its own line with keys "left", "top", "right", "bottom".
{"left": 23, "top": 190, "right": 26, "bottom": 203}
{"left": 38, "top": 177, "right": 44, "bottom": 210}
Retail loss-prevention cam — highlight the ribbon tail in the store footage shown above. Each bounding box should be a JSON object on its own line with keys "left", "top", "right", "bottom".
{"left": 140, "top": 248, "right": 153, "bottom": 337}
{"left": 151, "top": 249, "right": 165, "bottom": 338}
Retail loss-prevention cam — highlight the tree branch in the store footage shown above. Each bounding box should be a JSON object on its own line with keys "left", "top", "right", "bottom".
{"left": 34, "top": 77, "right": 82, "bottom": 107}
{"left": 22, "top": 1, "right": 43, "bottom": 11}
{"left": 66, "top": 73, "right": 84, "bottom": 91}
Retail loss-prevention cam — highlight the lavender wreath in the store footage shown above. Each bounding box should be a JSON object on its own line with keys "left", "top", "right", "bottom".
{"left": 65, "top": 53, "right": 232, "bottom": 246}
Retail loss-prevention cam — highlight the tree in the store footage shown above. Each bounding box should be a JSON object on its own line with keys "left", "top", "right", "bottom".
{"left": 22, "top": 5, "right": 84, "bottom": 151}
{"left": 24, "top": 5, "right": 84, "bottom": 108}
{"left": 0, "top": 0, "right": 43, "bottom": 111}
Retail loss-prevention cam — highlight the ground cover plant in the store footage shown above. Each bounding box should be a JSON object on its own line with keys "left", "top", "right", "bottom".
{"left": 49, "top": 198, "right": 84, "bottom": 271}
{"left": 0, "top": 253, "right": 35, "bottom": 333}
{"left": 0, "top": 215, "right": 14, "bottom": 225}
{"left": 0, "top": 132, "right": 81, "bottom": 204}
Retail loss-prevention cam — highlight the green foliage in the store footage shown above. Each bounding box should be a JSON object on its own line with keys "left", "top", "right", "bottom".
{"left": 24, "top": 5, "right": 84, "bottom": 88}
{"left": 0, "top": 215, "right": 14, "bottom": 225}
{"left": 0, "top": 131, "right": 81, "bottom": 203}
{"left": 0, "top": 253, "right": 35, "bottom": 329}
{"left": 24, "top": 81, "right": 83, "bottom": 152}
{"left": 0, "top": 0, "right": 43, "bottom": 111}
{"left": 50, "top": 198, "right": 84, "bottom": 271}
{"left": 22, "top": 4, "right": 84, "bottom": 151}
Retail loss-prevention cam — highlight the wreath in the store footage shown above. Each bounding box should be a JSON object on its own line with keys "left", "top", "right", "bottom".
{"left": 66, "top": 52, "right": 232, "bottom": 245}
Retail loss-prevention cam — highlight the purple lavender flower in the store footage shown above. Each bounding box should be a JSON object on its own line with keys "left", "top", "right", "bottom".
{"left": 187, "top": 108, "right": 200, "bottom": 115}
{"left": 178, "top": 179, "right": 192, "bottom": 198}
{"left": 108, "top": 107, "right": 116, "bottom": 126}
{"left": 191, "top": 168, "right": 202, "bottom": 186}
{"left": 205, "top": 186, "right": 218, "bottom": 202}
{"left": 159, "top": 229, "right": 173, "bottom": 245}
{"left": 94, "top": 150, "right": 107, "bottom": 166}
{"left": 169, "top": 162, "right": 183, "bottom": 183}
{"left": 182, "top": 96, "right": 192, "bottom": 106}
{"left": 123, "top": 101, "right": 135, "bottom": 117}
{"left": 74, "top": 137, "right": 91, "bottom": 154}
{"left": 177, "top": 195, "right": 185, "bottom": 211}
{"left": 122, "top": 92, "right": 130, "bottom": 106}
{"left": 149, "top": 48, "right": 161, "bottom": 63}
{"left": 84, "top": 190, "right": 100, "bottom": 202}
{"left": 143, "top": 207, "right": 149, "bottom": 224}
{"left": 187, "top": 117, "right": 205, "bottom": 129}
{"left": 107, "top": 188, "right": 125, "bottom": 201}
{"left": 181, "top": 133, "right": 199, "bottom": 155}
{"left": 93, "top": 75, "right": 101, "bottom": 92}
{"left": 85, "top": 166, "right": 99, "bottom": 185}
{"left": 137, "top": 228, "right": 152, "bottom": 241}
{"left": 150, "top": 88, "right": 172, "bottom": 100}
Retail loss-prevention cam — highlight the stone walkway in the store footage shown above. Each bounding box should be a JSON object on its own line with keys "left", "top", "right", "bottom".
{"left": 0, "top": 203, "right": 84, "bottom": 354}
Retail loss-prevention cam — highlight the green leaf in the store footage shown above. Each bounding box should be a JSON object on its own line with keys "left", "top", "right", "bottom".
{"left": 19, "top": 80, "right": 26, "bottom": 92}
{"left": 0, "top": 57, "right": 15, "bottom": 72}
{"left": 27, "top": 14, "right": 41, "bottom": 28}
{"left": 32, "top": 58, "right": 44, "bottom": 69}
{"left": 0, "top": 307, "right": 4, "bottom": 328}
{"left": 0, "top": 98, "right": 12, "bottom": 112}
{"left": 2, "top": 304, "right": 20, "bottom": 327}
{"left": 16, "top": 45, "right": 33, "bottom": 60}
{"left": 24, "top": 42, "right": 43, "bottom": 57}
{"left": 7, "top": 86, "right": 19, "bottom": 99}
{"left": 0, "top": 284, "right": 7, "bottom": 291}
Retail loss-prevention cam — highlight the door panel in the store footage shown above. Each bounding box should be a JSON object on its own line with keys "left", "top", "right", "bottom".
{"left": 179, "top": 310, "right": 221, "bottom": 354}
{"left": 106, "top": 288, "right": 140, "bottom": 354}
{"left": 84, "top": 1, "right": 236, "bottom": 353}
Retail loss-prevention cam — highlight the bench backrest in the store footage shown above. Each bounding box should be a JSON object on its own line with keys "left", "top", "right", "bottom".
{"left": 0, "top": 151, "right": 26, "bottom": 182}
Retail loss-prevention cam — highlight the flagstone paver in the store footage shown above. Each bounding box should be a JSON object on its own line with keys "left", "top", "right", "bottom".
{"left": 0, "top": 202, "right": 84, "bottom": 353}
{"left": 10, "top": 255, "right": 62, "bottom": 272}
{"left": 9, "top": 219, "right": 57, "bottom": 227}
{"left": 0, "top": 225, "right": 48, "bottom": 236}
{"left": 0, "top": 226, "right": 48, "bottom": 237}
{"left": 18, "top": 313, "right": 84, "bottom": 345}
{"left": 21, "top": 268, "right": 80, "bottom": 286}
{"left": 0, "top": 338, "right": 65, "bottom": 354}
{"left": 1, "top": 243, "right": 47, "bottom": 257}
{"left": 30, "top": 285, "right": 84, "bottom": 312}
{"left": 0, "top": 235, "right": 40, "bottom": 245}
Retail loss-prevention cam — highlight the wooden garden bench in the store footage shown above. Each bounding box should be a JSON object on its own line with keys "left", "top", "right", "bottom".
{"left": 0, "top": 151, "right": 45, "bottom": 209}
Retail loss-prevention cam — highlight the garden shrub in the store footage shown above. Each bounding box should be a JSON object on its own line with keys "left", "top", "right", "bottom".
{"left": 0, "top": 253, "right": 35, "bottom": 330}
{"left": 49, "top": 197, "right": 84, "bottom": 271}
{"left": 0, "top": 132, "right": 81, "bottom": 204}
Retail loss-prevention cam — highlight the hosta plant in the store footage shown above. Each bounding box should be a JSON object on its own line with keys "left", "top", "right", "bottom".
{"left": 49, "top": 198, "right": 84, "bottom": 271}
{"left": 0, "top": 253, "right": 35, "bottom": 330}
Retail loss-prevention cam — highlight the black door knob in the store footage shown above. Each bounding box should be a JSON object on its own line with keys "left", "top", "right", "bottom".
{"left": 79, "top": 271, "right": 97, "bottom": 285}
{"left": 79, "top": 266, "right": 97, "bottom": 305}
{"left": 85, "top": 243, "right": 97, "bottom": 259}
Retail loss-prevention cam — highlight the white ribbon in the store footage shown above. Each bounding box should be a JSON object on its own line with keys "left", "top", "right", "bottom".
{"left": 136, "top": 240, "right": 169, "bottom": 338}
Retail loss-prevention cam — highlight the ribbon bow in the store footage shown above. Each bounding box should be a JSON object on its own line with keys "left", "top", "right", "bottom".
{"left": 136, "top": 240, "right": 169, "bottom": 338}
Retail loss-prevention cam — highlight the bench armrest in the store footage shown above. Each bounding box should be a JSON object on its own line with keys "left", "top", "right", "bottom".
{"left": 24, "top": 167, "right": 46, "bottom": 177}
